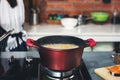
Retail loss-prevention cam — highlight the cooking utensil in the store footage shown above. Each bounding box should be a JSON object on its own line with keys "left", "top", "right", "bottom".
{"left": 90, "top": 12, "right": 110, "bottom": 22}
{"left": 0, "top": 29, "right": 14, "bottom": 42}
{"left": 26, "top": 35, "right": 96, "bottom": 70}
{"left": 78, "top": 15, "right": 88, "bottom": 25}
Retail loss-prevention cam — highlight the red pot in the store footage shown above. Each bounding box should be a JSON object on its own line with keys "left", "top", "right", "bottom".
{"left": 26, "top": 35, "right": 96, "bottom": 70}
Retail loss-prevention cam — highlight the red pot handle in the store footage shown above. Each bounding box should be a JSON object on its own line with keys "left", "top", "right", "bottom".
{"left": 26, "top": 38, "right": 96, "bottom": 48}
{"left": 26, "top": 38, "right": 39, "bottom": 48}
{"left": 86, "top": 38, "right": 96, "bottom": 47}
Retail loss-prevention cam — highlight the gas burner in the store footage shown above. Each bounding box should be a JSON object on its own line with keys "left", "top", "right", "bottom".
{"left": 0, "top": 56, "right": 91, "bottom": 80}
{"left": 46, "top": 75, "right": 74, "bottom": 80}
{"left": 46, "top": 68, "right": 74, "bottom": 78}
{"left": 45, "top": 68, "right": 75, "bottom": 80}
{"left": 39, "top": 64, "right": 86, "bottom": 80}
{"left": 38, "top": 59, "right": 92, "bottom": 80}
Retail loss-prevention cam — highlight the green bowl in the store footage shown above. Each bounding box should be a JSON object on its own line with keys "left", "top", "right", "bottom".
{"left": 90, "top": 12, "right": 110, "bottom": 22}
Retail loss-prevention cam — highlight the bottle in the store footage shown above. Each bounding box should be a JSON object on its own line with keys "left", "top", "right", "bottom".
{"left": 78, "top": 15, "right": 83, "bottom": 25}
{"left": 29, "top": 8, "right": 39, "bottom": 25}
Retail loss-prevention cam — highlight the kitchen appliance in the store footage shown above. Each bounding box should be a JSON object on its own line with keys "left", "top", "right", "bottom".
{"left": 39, "top": 59, "right": 92, "bottom": 80}
{"left": 0, "top": 52, "right": 92, "bottom": 80}
{"left": 0, "top": 52, "right": 39, "bottom": 80}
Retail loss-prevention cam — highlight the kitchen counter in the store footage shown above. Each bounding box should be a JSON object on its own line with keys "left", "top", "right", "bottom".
{"left": 1, "top": 51, "right": 115, "bottom": 80}
{"left": 24, "top": 23, "right": 120, "bottom": 42}
{"left": 82, "top": 51, "right": 115, "bottom": 80}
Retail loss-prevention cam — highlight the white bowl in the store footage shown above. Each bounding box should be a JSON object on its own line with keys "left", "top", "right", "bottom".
{"left": 61, "top": 18, "right": 78, "bottom": 29}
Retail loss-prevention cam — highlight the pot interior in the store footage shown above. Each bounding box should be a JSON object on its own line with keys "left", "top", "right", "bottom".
{"left": 34, "top": 35, "right": 86, "bottom": 48}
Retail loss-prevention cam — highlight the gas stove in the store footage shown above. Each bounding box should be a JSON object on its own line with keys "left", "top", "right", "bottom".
{"left": 39, "top": 59, "right": 92, "bottom": 80}
{"left": 0, "top": 53, "right": 91, "bottom": 80}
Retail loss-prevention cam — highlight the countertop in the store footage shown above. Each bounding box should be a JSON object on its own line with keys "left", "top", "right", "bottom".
{"left": 24, "top": 23, "right": 120, "bottom": 42}
{"left": 1, "top": 51, "right": 115, "bottom": 80}
{"left": 82, "top": 51, "right": 115, "bottom": 80}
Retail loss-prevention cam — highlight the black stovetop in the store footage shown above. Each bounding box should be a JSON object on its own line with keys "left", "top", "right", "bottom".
{"left": 0, "top": 57, "right": 91, "bottom": 80}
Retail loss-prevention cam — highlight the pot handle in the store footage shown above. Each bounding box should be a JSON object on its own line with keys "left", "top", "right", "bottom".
{"left": 85, "top": 38, "right": 96, "bottom": 47}
{"left": 26, "top": 38, "right": 39, "bottom": 48}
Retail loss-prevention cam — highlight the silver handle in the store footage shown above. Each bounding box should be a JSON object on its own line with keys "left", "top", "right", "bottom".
{"left": 0, "top": 29, "right": 14, "bottom": 42}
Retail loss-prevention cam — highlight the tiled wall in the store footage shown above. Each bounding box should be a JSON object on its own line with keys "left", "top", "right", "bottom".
{"left": 29, "top": 0, "right": 120, "bottom": 22}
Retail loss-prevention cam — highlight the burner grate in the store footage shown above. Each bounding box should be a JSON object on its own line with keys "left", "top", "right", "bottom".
{"left": 38, "top": 59, "right": 92, "bottom": 80}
